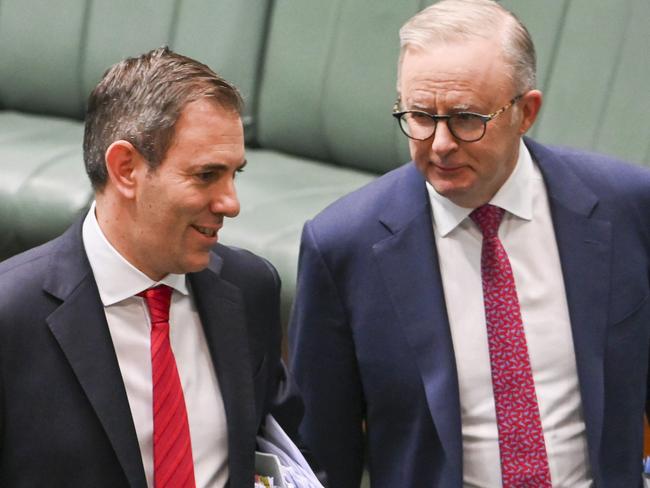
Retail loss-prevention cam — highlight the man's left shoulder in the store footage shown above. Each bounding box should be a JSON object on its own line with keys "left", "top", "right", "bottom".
{"left": 528, "top": 138, "right": 650, "bottom": 194}
{"left": 210, "top": 243, "right": 279, "bottom": 290}
{"left": 557, "top": 145, "right": 647, "bottom": 176}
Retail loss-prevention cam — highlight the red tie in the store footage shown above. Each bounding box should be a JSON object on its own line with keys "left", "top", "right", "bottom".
{"left": 139, "top": 285, "right": 196, "bottom": 488}
{"left": 470, "top": 205, "right": 552, "bottom": 488}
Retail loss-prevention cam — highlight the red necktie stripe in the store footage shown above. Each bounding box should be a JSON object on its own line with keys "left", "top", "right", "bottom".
{"left": 139, "top": 285, "right": 196, "bottom": 488}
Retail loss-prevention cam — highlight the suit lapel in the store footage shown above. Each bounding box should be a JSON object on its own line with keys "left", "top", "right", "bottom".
{"left": 527, "top": 138, "right": 611, "bottom": 468}
{"left": 44, "top": 223, "right": 257, "bottom": 486}
{"left": 44, "top": 221, "right": 147, "bottom": 488}
{"left": 190, "top": 259, "right": 256, "bottom": 488}
{"left": 372, "top": 164, "right": 463, "bottom": 476}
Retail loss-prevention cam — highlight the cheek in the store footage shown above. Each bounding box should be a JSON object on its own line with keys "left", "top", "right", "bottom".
{"left": 465, "top": 138, "right": 503, "bottom": 170}
{"left": 140, "top": 200, "right": 186, "bottom": 241}
{"left": 409, "top": 139, "right": 429, "bottom": 161}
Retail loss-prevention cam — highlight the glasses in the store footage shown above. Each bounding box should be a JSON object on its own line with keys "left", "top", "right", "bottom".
{"left": 392, "top": 94, "right": 523, "bottom": 143}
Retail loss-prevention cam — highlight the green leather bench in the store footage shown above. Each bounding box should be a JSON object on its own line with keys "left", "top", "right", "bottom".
{"left": 1, "top": 0, "right": 649, "bottom": 321}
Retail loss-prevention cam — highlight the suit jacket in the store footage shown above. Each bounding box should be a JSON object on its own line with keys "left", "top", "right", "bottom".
{"left": 289, "top": 137, "right": 650, "bottom": 488}
{"left": 0, "top": 218, "right": 302, "bottom": 487}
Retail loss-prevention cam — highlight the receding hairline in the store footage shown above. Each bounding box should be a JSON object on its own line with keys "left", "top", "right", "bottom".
{"left": 397, "top": 27, "right": 513, "bottom": 83}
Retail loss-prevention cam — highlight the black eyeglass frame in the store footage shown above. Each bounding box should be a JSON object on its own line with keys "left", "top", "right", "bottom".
{"left": 392, "top": 94, "right": 524, "bottom": 143}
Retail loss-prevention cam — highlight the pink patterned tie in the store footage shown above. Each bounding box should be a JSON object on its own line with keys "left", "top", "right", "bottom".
{"left": 470, "top": 205, "right": 552, "bottom": 488}
{"left": 139, "top": 285, "right": 196, "bottom": 488}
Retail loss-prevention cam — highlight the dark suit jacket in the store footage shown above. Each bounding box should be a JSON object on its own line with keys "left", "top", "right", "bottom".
{"left": 0, "top": 218, "right": 302, "bottom": 487}
{"left": 289, "top": 137, "right": 650, "bottom": 488}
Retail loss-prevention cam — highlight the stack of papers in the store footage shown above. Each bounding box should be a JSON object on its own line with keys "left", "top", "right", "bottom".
{"left": 255, "top": 415, "right": 324, "bottom": 488}
{"left": 255, "top": 452, "right": 286, "bottom": 488}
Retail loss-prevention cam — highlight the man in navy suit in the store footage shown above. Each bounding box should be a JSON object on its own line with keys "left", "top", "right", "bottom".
{"left": 0, "top": 47, "right": 301, "bottom": 487}
{"left": 289, "top": 0, "right": 650, "bottom": 486}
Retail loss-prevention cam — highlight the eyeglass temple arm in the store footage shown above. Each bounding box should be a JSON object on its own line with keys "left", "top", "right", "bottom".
{"left": 487, "top": 94, "right": 524, "bottom": 119}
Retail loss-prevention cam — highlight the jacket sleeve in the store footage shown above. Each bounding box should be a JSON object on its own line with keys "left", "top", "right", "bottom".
{"left": 288, "top": 221, "right": 366, "bottom": 488}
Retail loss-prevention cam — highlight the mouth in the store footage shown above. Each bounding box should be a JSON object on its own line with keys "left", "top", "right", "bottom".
{"left": 432, "top": 162, "right": 465, "bottom": 172}
{"left": 192, "top": 225, "right": 219, "bottom": 238}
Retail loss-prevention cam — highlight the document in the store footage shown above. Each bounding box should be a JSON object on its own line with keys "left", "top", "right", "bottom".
{"left": 255, "top": 415, "right": 324, "bottom": 488}
{"left": 255, "top": 452, "right": 287, "bottom": 488}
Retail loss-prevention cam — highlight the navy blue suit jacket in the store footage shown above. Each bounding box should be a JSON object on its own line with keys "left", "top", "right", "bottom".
{"left": 289, "top": 138, "right": 650, "bottom": 487}
{"left": 0, "top": 218, "right": 302, "bottom": 487}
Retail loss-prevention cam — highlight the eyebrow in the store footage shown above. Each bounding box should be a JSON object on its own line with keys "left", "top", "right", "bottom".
{"left": 409, "top": 102, "right": 433, "bottom": 111}
{"left": 194, "top": 159, "right": 247, "bottom": 172}
{"left": 450, "top": 103, "right": 471, "bottom": 111}
{"left": 407, "top": 102, "right": 473, "bottom": 113}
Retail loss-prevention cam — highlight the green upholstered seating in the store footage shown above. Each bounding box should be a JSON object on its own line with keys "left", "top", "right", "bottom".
{"left": 0, "top": 112, "right": 88, "bottom": 258}
{"left": 529, "top": 0, "right": 650, "bottom": 164}
{"left": 1, "top": 0, "right": 649, "bottom": 320}
{"left": 221, "top": 0, "right": 417, "bottom": 317}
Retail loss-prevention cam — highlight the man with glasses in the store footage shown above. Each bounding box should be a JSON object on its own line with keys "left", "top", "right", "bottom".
{"left": 289, "top": 0, "right": 650, "bottom": 487}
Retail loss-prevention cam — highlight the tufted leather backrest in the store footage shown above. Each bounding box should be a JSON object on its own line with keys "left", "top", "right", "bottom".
{"left": 255, "top": 0, "right": 650, "bottom": 171}
{"left": 0, "top": 0, "right": 271, "bottom": 136}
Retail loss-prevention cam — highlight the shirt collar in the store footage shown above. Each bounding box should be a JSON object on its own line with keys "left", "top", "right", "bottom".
{"left": 428, "top": 139, "right": 534, "bottom": 237}
{"left": 82, "top": 201, "right": 189, "bottom": 306}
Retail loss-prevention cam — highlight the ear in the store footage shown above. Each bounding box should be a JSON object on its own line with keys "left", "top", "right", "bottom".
{"left": 517, "top": 89, "right": 543, "bottom": 135}
{"left": 104, "top": 140, "right": 145, "bottom": 199}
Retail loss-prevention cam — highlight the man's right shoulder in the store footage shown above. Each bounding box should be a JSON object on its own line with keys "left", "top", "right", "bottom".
{"left": 0, "top": 237, "right": 61, "bottom": 298}
{"left": 0, "top": 239, "right": 58, "bottom": 275}
{"left": 308, "top": 162, "right": 420, "bottom": 235}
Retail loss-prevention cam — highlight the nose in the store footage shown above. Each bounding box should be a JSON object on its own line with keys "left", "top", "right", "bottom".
{"left": 212, "top": 178, "right": 240, "bottom": 218}
{"left": 430, "top": 119, "right": 459, "bottom": 157}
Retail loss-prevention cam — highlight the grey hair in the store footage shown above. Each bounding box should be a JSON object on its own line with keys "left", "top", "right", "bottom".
{"left": 398, "top": 0, "right": 536, "bottom": 94}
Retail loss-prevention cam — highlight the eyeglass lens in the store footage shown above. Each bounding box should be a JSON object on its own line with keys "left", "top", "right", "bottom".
{"left": 399, "top": 112, "right": 486, "bottom": 142}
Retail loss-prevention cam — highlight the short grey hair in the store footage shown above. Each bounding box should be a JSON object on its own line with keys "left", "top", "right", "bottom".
{"left": 398, "top": 0, "right": 536, "bottom": 94}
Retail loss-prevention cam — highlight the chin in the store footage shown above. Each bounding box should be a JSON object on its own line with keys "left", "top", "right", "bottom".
{"left": 430, "top": 179, "right": 467, "bottom": 197}
{"left": 185, "top": 254, "right": 213, "bottom": 273}
{"left": 430, "top": 182, "right": 478, "bottom": 207}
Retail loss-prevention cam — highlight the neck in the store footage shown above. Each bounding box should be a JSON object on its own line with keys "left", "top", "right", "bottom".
{"left": 94, "top": 195, "right": 165, "bottom": 282}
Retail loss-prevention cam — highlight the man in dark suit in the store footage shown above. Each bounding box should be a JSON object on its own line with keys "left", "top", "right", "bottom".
{"left": 0, "top": 47, "right": 301, "bottom": 487}
{"left": 289, "top": 0, "right": 650, "bottom": 487}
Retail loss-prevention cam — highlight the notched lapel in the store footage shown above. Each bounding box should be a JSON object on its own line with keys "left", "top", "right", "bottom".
{"left": 373, "top": 187, "right": 463, "bottom": 477}
{"left": 46, "top": 273, "right": 147, "bottom": 488}
{"left": 532, "top": 139, "right": 612, "bottom": 471}
{"left": 42, "top": 220, "right": 147, "bottom": 487}
{"left": 190, "top": 268, "right": 256, "bottom": 488}
{"left": 549, "top": 198, "right": 611, "bottom": 470}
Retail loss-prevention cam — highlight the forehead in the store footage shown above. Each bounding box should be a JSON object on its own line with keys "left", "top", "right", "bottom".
{"left": 165, "top": 99, "right": 245, "bottom": 163}
{"left": 399, "top": 39, "right": 513, "bottom": 107}
{"left": 174, "top": 99, "right": 243, "bottom": 138}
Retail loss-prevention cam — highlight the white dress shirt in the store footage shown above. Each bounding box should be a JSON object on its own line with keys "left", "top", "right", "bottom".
{"left": 429, "top": 141, "right": 594, "bottom": 487}
{"left": 82, "top": 203, "right": 228, "bottom": 488}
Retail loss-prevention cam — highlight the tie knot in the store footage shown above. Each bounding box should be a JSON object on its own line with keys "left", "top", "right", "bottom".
{"left": 138, "top": 285, "right": 173, "bottom": 324}
{"left": 470, "top": 204, "right": 504, "bottom": 238}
